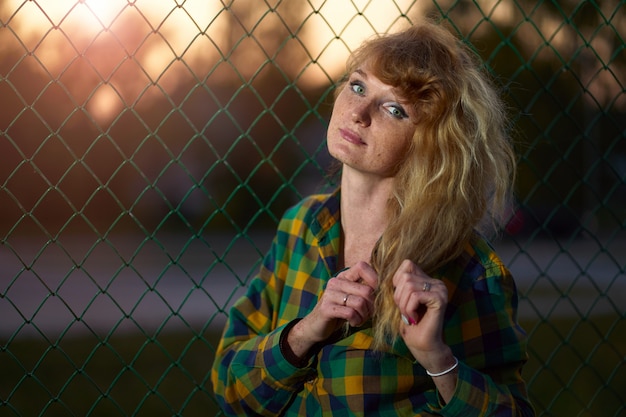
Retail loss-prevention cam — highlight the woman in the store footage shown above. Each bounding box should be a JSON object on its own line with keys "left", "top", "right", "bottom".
{"left": 212, "top": 19, "right": 534, "bottom": 416}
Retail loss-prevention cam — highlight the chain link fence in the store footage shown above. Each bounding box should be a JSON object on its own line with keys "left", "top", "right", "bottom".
{"left": 1, "top": 0, "right": 624, "bottom": 416}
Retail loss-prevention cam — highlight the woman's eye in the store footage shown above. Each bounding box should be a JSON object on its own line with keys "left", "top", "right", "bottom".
{"left": 350, "top": 82, "right": 365, "bottom": 95}
{"left": 387, "top": 105, "right": 408, "bottom": 119}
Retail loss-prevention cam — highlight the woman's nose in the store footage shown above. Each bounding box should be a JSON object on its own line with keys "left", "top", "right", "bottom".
{"left": 351, "top": 103, "right": 371, "bottom": 126}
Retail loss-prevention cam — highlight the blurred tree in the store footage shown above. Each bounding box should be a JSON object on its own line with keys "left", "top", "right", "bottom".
{"left": 1, "top": 0, "right": 624, "bottom": 237}
{"left": 423, "top": 0, "right": 626, "bottom": 237}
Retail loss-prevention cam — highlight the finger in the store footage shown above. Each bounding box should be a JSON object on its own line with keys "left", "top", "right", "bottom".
{"left": 340, "top": 292, "right": 349, "bottom": 307}
{"left": 392, "top": 273, "right": 446, "bottom": 322}
{"left": 326, "top": 279, "right": 373, "bottom": 314}
{"left": 392, "top": 265, "right": 420, "bottom": 309}
{"left": 340, "top": 294, "right": 370, "bottom": 327}
{"left": 341, "top": 261, "right": 379, "bottom": 290}
{"left": 394, "top": 286, "right": 414, "bottom": 318}
{"left": 321, "top": 290, "right": 366, "bottom": 325}
{"left": 326, "top": 279, "right": 375, "bottom": 324}
{"left": 392, "top": 259, "right": 426, "bottom": 287}
{"left": 400, "top": 286, "right": 448, "bottom": 326}
{"left": 343, "top": 288, "right": 376, "bottom": 322}
{"left": 405, "top": 290, "right": 429, "bottom": 320}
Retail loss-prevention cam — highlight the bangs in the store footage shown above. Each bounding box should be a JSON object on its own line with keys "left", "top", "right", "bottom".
{"left": 347, "top": 38, "right": 425, "bottom": 98}
{"left": 345, "top": 27, "right": 457, "bottom": 117}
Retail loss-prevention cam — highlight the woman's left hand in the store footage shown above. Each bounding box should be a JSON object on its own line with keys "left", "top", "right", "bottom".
{"left": 392, "top": 259, "right": 455, "bottom": 372}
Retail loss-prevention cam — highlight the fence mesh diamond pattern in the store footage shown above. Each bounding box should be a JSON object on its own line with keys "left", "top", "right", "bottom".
{"left": 1, "top": 0, "right": 625, "bottom": 416}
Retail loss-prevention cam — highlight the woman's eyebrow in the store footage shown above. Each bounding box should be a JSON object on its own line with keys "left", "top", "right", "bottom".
{"left": 353, "top": 68, "right": 367, "bottom": 78}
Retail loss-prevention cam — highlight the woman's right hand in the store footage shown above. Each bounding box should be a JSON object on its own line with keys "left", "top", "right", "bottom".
{"left": 286, "top": 261, "right": 378, "bottom": 359}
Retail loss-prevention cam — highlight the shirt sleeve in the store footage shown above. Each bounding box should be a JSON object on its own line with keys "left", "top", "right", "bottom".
{"left": 431, "top": 241, "right": 536, "bottom": 416}
{"left": 210, "top": 234, "right": 317, "bottom": 417}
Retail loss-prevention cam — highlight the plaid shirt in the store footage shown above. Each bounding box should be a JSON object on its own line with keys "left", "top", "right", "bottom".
{"left": 211, "top": 191, "right": 534, "bottom": 416}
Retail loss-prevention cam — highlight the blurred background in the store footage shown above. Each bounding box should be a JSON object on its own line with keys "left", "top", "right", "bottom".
{"left": 1, "top": 0, "right": 624, "bottom": 416}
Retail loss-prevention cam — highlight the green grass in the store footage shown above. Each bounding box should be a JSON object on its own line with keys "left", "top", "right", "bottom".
{"left": 1, "top": 315, "right": 624, "bottom": 416}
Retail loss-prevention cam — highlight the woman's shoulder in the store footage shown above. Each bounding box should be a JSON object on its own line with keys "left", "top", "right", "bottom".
{"left": 450, "top": 233, "right": 517, "bottom": 299}
{"left": 467, "top": 233, "right": 509, "bottom": 275}
{"left": 439, "top": 233, "right": 510, "bottom": 288}
{"left": 282, "top": 190, "right": 339, "bottom": 221}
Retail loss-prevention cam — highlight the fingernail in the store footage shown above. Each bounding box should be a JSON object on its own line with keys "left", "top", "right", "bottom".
{"left": 401, "top": 315, "right": 409, "bottom": 325}
{"left": 408, "top": 316, "right": 417, "bottom": 325}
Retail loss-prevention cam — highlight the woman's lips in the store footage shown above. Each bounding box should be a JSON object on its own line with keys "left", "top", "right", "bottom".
{"left": 339, "top": 128, "right": 366, "bottom": 145}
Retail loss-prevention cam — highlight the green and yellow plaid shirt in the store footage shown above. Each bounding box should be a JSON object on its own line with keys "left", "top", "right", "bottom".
{"left": 211, "top": 191, "right": 534, "bottom": 416}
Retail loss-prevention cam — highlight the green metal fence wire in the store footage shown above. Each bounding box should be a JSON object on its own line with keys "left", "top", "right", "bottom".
{"left": 0, "top": 0, "right": 624, "bottom": 415}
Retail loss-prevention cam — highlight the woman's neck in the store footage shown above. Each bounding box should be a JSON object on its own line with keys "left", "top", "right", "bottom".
{"left": 339, "top": 170, "right": 393, "bottom": 268}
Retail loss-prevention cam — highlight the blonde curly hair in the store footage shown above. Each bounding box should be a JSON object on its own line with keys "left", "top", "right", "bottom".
{"left": 338, "top": 19, "right": 517, "bottom": 349}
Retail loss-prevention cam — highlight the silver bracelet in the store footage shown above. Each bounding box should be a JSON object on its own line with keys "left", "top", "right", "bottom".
{"left": 426, "top": 356, "right": 459, "bottom": 377}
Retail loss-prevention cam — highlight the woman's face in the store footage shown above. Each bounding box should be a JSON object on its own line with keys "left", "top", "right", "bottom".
{"left": 327, "top": 66, "right": 417, "bottom": 178}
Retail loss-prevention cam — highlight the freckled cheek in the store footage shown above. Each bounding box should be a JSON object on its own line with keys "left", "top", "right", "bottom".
{"left": 334, "top": 92, "right": 353, "bottom": 113}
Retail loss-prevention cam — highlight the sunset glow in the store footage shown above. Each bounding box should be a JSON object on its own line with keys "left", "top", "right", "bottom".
{"left": 4, "top": 0, "right": 420, "bottom": 79}
{"left": 81, "top": 0, "right": 125, "bottom": 27}
{"left": 6, "top": 0, "right": 619, "bottom": 124}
